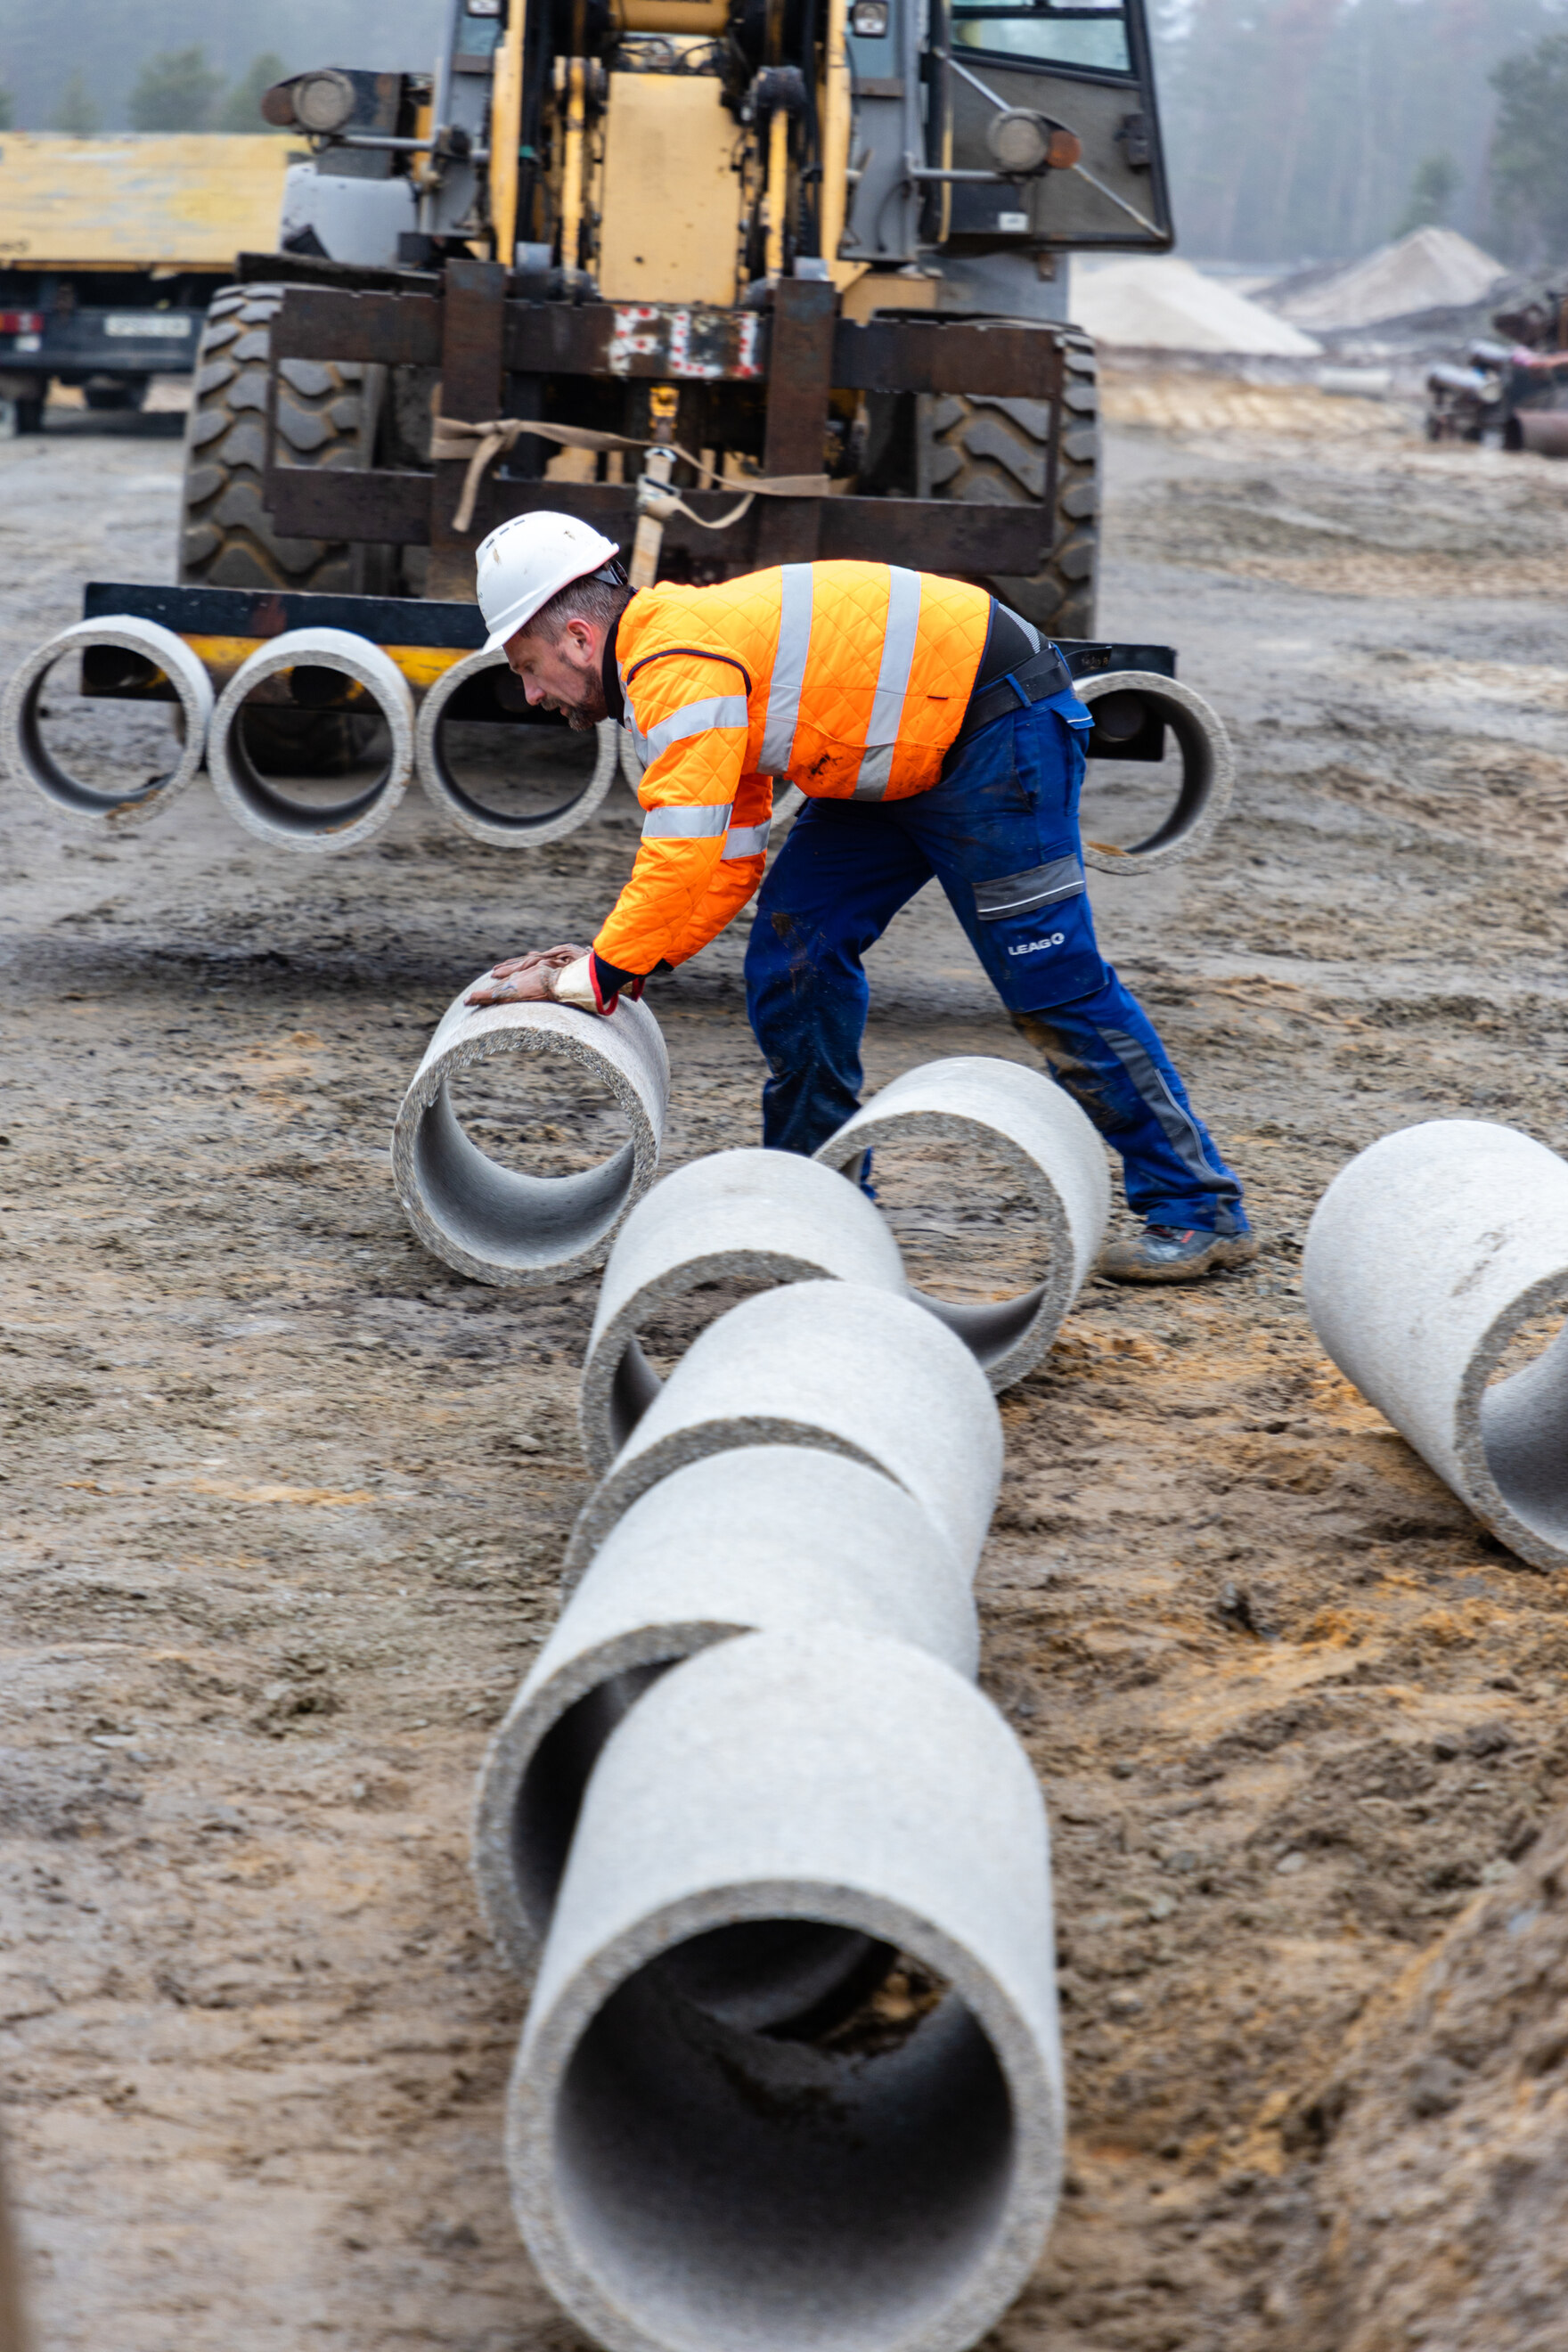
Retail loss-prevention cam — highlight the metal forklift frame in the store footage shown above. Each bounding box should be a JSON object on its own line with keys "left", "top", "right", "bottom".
{"left": 249, "top": 258, "right": 1091, "bottom": 586}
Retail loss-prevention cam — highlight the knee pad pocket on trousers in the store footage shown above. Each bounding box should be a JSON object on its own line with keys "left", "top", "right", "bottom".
{"left": 977, "top": 857, "right": 1105, "bottom": 1010}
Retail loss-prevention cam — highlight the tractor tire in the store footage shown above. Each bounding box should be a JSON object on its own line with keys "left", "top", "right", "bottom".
{"left": 178, "top": 282, "right": 370, "bottom": 592}
{"left": 916, "top": 331, "right": 1099, "bottom": 639}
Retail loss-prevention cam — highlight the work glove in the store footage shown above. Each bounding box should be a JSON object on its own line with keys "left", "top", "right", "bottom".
{"left": 465, "top": 945, "right": 587, "bottom": 1007}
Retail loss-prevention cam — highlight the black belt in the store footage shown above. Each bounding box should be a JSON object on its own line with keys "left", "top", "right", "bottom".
{"left": 949, "top": 641, "right": 1074, "bottom": 756}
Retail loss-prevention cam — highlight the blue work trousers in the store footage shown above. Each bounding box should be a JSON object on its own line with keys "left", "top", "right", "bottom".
{"left": 743, "top": 690, "right": 1247, "bottom": 1237}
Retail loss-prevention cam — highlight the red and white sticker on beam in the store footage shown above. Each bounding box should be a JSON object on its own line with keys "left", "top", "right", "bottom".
{"left": 608, "top": 305, "right": 764, "bottom": 381}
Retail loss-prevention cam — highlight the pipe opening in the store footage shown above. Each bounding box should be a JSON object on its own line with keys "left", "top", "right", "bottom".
{"left": 411, "top": 1050, "right": 639, "bottom": 1272}
{"left": 225, "top": 692, "right": 395, "bottom": 830}
{"left": 419, "top": 650, "right": 618, "bottom": 843}
{"left": 1075, "top": 672, "right": 1230, "bottom": 871}
{"left": 433, "top": 710, "right": 607, "bottom": 828}
{"left": 862, "top": 1135, "right": 1054, "bottom": 1369}
{"left": 1479, "top": 1301, "right": 1568, "bottom": 1554}
{"left": 1081, "top": 688, "right": 1211, "bottom": 856}
{"left": 606, "top": 1272, "right": 791, "bottom": 1454}
{"left": 17, "top": 645, "right": 188, "bottom": 815}
{"left": 209, "top": 629, "right": 413, "bottom": 848}
{"left": 512, "top": 1662, "right": 678, "bottom": 1924}
{"left": 551, "top": 1932, "right": 1013, "bottom": 2352}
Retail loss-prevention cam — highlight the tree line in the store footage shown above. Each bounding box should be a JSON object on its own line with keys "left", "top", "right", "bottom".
{"left": 1152, "top": 0, "right": 1568, "bottom": 266}
{"left": 5, "top": 0, "right": 1568, "bottom": 267}
{"left": 0, "top": 50, "right": 289, "bottom": 135}
{"left": 0, "top": 0, "right": 440, "bottom": 137}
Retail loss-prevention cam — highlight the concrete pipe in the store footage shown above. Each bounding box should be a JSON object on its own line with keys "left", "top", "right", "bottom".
{"left": 391, "top": 976, "right": 669, "bottom": 1287}
{"left": 814, "top": 1057, "right": 1109, "bottom": 1390}
{"left": 578, "top": 1147, "right": 908, "bottom": 1471}
{"left": 563, "top": 1279, "right": 1002, "bottom": 1586}
{"left": 208, "top": 626, "right": 414, "bottom": 852}
{"left": 1076, "top": 669, "right": 1234, "bottom": 876}
{"left": 474, "top": 1446, "right": 976, "bottom": 1969}
{"left": 617, "top": 723, "right": 803, "bottom": 823}
{"left": 417, "top": 648, "right": 620, "bottom": 845}
{"left": 507, "top": 1624, "right": 1063, "bottom": 2352}
{"left": 1305, "top": 1119, "right": 1568, "bottom": 1572}
{"left": 0, "top": 615, "right": 211, "bottom": 829}
{"left": 1515, "top": 411, "right": 1568, "bottom": 458}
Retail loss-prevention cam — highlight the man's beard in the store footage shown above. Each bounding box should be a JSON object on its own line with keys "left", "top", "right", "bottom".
{"left": 561, "top": 677, "right": 608, "bottom": 731}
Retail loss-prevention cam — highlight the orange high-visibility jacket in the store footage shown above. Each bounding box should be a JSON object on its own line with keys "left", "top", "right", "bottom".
{"left": 595, "top": 561, "right": 992, "bottom": 977}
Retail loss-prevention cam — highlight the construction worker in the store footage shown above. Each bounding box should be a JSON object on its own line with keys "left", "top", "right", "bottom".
{"left": 464, "top": 512, "right": 1254, "bottom": 1281}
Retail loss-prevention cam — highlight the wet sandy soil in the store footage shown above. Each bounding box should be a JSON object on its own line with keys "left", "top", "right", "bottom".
{"left": 4, "top": 384, "right": 1568, "bottom": 2350}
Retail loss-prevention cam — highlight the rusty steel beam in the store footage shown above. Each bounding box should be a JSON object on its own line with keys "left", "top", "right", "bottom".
{"left": 274, "top": 284, "right": 441, "bottom": 368}
{"left": 834, "top": 319, "right": 1064, "bottom": 397}
{"left": 264, "top": 468, "right": 1049, "bottom": 570}
{"left": 758, "top": 277, "right": 838, "bottom": 565}
{"left": 429, "top": 258, "right": 508, "bottom": 599}
{"left": 272, "top": 282, "right": 1068, "bottom": 397}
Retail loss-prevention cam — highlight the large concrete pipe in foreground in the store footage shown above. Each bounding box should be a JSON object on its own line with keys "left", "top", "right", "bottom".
{"left": 392, "top": 978, "right": 669, "bottom": 1287}
{"left": 1304, "top": 1119, "right": 1568, "bottom": 1571}
{"left": 814, "top": 1057, "right": 1109, "bottom": 1390}
{"left": 563, "top": 1280, "right": 1002, "bottom": 1586}
{"left": 578, "top": 1148, "right": 908, "bottom": 1471}
{"left": 507, "top": 1624, "right": 1063, "bottom": 2352}
{"left": 1076, "top": 669, "right": 1234, "bottom": 876}
{"left": 474, "top": 1446, "right": 976, "bottom": 1969}
{"left": 416, "top": 648, "right": 621, "bottom": 846}
{"left": 1, "top": 615, "right": 211, "bottom": 829}
{"left": 208, "top": 627, "right": 414, "bottom": 852}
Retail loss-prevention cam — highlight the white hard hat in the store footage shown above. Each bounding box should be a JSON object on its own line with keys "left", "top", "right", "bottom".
{"left": 475, "top": 511, "right": 623, "bottom": 652}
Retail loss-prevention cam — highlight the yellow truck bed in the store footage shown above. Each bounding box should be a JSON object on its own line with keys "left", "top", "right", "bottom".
{"left": 0, "top": 134, "right": 293, "bottom": 269}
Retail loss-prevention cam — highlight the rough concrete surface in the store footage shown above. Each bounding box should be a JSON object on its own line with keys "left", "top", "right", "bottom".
{"left": 508, "top": 1626, "right": 1062, "bottom": 2352}
{"left": 392, "top": 981, "right": 669, "bottom": 1288}
{"left": 1305, "top": 1118, "right": 1568, "bottom": 1572}
{"left": 7, "top": 383, "right": 1568, "bottom": 2349}
{"left": 1074, "top": 669, "right": 1234, "bottom": 875}
{"left": 577, "top": 1147, "right": 908, "bottom": 1469}
{"left": 415, "top": 657, "right": 619, "bottom": 849}
{"left": 1, "top": 614, "right": 211, "bottom": 828}
{"left": 208, "top": 627, "right": 415, "bottom": 853}
{"left": 561, "top": 1280, "right": 1004, "bottom": 1588}
{"left": 473, "top": 1445, "right": 976, "bottom": 1967}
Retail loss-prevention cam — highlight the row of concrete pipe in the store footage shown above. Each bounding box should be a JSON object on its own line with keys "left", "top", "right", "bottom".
{"left": 382, "top": 982, "right": 1568, "bottom": 2345}
{"left": 1, "top": 615, "right": 622, "bottom": 851}
{"left": 390, "top": 986, "right": 1568, "bottom": 1585}
{"left": 390, "top": 977, "right": 1112, "bottom": 1395}
{"left": 472, "top": 1199, "right": 1065, "bottom": 2348}
{"left": 387, "top": 987, "right": 1097, "bottom": 2343}
{"left": 4, "top": 610, "right": 1237, "bottom": 870}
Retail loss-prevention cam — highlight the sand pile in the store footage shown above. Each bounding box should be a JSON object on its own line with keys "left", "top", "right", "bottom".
{"left": 1069, "top": 256, "right": 1321, "bottom": 355}
{"left": 1268, "top": 225, "right": 1507, "bottom": 331}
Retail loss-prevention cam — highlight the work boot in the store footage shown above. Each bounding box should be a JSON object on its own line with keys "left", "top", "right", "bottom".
{"left": 1098, "top": 1225, "right": 1260, "bottom": 1284}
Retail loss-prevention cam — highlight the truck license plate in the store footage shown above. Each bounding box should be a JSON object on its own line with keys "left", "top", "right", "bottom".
{"left": 105, "top": 314, "right": 192, "bottom": 338}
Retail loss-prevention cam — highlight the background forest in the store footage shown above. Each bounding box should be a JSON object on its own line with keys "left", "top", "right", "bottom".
{"left": 1155, "top": 0, "right": 1568, "bottom": 264}
{"left": 2, "top": 0, "right": 1568, "bottom": 267}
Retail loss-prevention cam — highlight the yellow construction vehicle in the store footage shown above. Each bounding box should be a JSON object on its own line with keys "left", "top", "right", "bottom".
{"left": 67, "top": 0, "right": 1200, "bottom": 830}
{"left": 0, "top": 134, "right": 292, "bottom": 429}
{"left": 168, "top": 0, "right": 1172, "bottom": 620}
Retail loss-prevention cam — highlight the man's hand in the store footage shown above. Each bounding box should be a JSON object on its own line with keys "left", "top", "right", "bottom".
{"left": 465, "top": 945, "right": 589, "bottom": 1007}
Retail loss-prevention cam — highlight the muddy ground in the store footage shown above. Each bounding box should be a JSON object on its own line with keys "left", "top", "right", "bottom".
{"left": 4, "top": 375, "right": 1568, "bottom": 2352}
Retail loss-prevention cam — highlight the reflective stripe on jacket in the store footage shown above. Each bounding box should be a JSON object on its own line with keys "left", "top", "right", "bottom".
{"left": 593, "top": 561, "right": 992, "bottom": 977}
